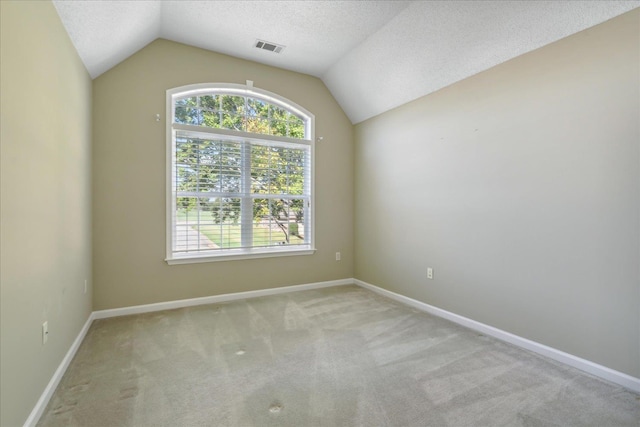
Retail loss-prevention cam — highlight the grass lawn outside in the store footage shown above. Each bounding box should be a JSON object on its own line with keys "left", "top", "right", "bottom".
{"left": 177, "top": 209, "right": 304, "bottom": 248}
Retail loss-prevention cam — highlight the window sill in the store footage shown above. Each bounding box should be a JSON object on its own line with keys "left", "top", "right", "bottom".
{"left": 166, "top": 247, "right": 316, "bottom": 265}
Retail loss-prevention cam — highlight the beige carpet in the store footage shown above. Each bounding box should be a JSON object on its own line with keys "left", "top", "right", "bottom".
{"left": 38, "top": 285, "right": 640, "bottom": 426}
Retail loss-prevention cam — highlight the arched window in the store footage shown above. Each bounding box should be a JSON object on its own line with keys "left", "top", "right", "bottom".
{"left": 165, "top": 83, "right": 315, "bottom": 263}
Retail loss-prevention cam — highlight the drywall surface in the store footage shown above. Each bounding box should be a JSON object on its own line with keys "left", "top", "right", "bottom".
{"left": 354, "top": 10, "right": 640, "bottom": 377}
{"left": 0, "top": 1, "right": 93, "bottom": 425}
{"left": 92, "top": 39, "right": 354, "bottom": 310}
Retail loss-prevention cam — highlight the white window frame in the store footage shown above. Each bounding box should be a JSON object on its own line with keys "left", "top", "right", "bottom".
{"left": 165, "top": 83, "right": 316, "bottom": 264}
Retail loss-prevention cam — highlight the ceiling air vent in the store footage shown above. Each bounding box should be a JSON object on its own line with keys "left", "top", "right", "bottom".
{"left": 255, "top": 39, "right": 285, "bottom": 54}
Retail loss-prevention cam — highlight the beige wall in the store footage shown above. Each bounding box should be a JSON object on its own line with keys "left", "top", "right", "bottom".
{"left": 355, "top": 10, "right": 640, "bottom": 377}
{"left": 0, "top": 1, "right": 93, "bottom": 426}
{"left": 92, "top": 39, "right": 354, "bottom": 310}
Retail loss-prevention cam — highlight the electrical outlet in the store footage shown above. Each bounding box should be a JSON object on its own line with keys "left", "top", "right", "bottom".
{"left": 42, "top": 321, "right": 48, "bottom": 344}
{"left": 336, "top": 252, "right": 341, "bottom": 261}
{"left": 427, "top": 268, "right": 433, "bottom": 279}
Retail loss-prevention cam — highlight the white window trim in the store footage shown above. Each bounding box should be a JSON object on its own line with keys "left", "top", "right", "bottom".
{"left": 165, "top": 83, "right": 316, "bottom": 264}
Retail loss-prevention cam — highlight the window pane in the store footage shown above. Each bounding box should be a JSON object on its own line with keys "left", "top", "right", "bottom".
{"left": 175, "top": 138, "right": 199, "bottom": 165}
{"left": 175, "top": 97, "right": 197, "bottom": 107}
{"left": 174, "top": 106, "right": 201, "bottom": 125}
{"left": 247, "top": 98, "right": 269, "bottom": 118}
{"left": 269, "top": 120, "right": 288, "bottom": 137}
{"left": 202, "top": 110, "right": 221, "bottom": 128}
{"left": 251, "top": 144, "right": 270, "bottom": 168}
{"left": 287, "top": 170, "right": 305, "bottom": 195}
{"left": 174, "top": 197, "right": 218, "bottom": 252}
{"left": 199, "top": 95, "right": 217, "bottom": 110}
{"left": 249, "top": 144, "right": 308, "bottom": 195}
{"left": 196, "top": 163, "right": 217, "bottom": 193}
{"left": 175, "top": 138, "right": 199, "bottom": 192}
{"left": 221, "top": 113, "right": 244, "bottom": 132}
{"left": 287, "top": 152, "right": 305, "bottom": 196}
{"left": 288, "top": 115, "right": 305, "bottom": 139}
{"left": 220, "top": 95, "right": 245, "bottom": 115}
{"left": 253, "top": 198, "right": 283, "bottom": 246}
{"left": 251, "top": 145, "right": 270, "bottom": 193}
{"left": 175, "top": 165, "right": 196, "bottom": 191}
{"left": 197, "top": 139, "right": 217, "bottom": 166}
{"left": 213, "top": 198, "right": 241, "bottom": 225}
{"left": 218, "top": 143, "right": 242, "bottom": 192}
{"left": 270, "top": 105, "right": 288, "bottom": 121}
{"left": 251, "top": 168, "right": 270, "bottom": 194}
{"left": 246, "top": 117, "right": 270, "bottom": 134}
{"left": 252, "top": 198, "right": 305, "bottom": 247}
{"left": 204, "top": 197, "right": 242, "bottom": 248}
{"left": 174, "top": 197, "right": 244, "bottom": 252}
{"left": 268, "top": 147, "right": 287, "bottom": 194}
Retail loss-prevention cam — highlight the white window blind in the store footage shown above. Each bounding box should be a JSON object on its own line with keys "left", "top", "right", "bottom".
{"left": 166, "top": 84, "right": 314, "bottom": 263}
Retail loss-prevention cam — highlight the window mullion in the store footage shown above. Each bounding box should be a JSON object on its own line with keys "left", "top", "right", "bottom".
{"left": 240, "top": 141, "right": 253, "bottom": 248}
{"left": 196, "top": 139, "right": 201, "bottom": 251}
{"left": 303, "top": 148, "right": 310, "bottom": 244}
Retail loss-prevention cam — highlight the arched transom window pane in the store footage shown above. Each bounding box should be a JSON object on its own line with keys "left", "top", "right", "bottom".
{"left": 173, "top": 94, "right": 306, "bottom": 139}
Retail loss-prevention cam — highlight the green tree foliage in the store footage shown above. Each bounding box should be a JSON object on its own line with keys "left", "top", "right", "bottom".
{"left": 175, "top": 94, "right": 305, "bottom": 138}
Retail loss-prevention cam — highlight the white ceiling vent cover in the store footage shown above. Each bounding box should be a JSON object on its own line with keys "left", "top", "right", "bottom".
{"left": 254, "top": 39, "right": 285, "bottom": 54}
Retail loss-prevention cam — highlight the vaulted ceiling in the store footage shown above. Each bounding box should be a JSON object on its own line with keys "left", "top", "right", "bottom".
{"left": 52, "top": 0, "right": 639, "bottom": 123}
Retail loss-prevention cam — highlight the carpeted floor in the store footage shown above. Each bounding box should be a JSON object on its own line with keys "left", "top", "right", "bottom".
{"left": 38, "top": 285, "right": 640, "bottom": 426}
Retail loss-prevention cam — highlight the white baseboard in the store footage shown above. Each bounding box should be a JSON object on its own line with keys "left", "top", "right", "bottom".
{"left": 92, "top": 278, "right": 353, "bottom": 319}
{"left": 23, "top": 313, "right": 94, "bottom": 427}
{"left": 353, "top": 278, "right": 640, "bottom": 394}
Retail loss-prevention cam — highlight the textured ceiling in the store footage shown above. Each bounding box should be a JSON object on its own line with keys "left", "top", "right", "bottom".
{"left": 52, "top": 0, "right": 639, "bottom": 123}
{"left": 325, "top": 1, "right": 640, "bottom": 123}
